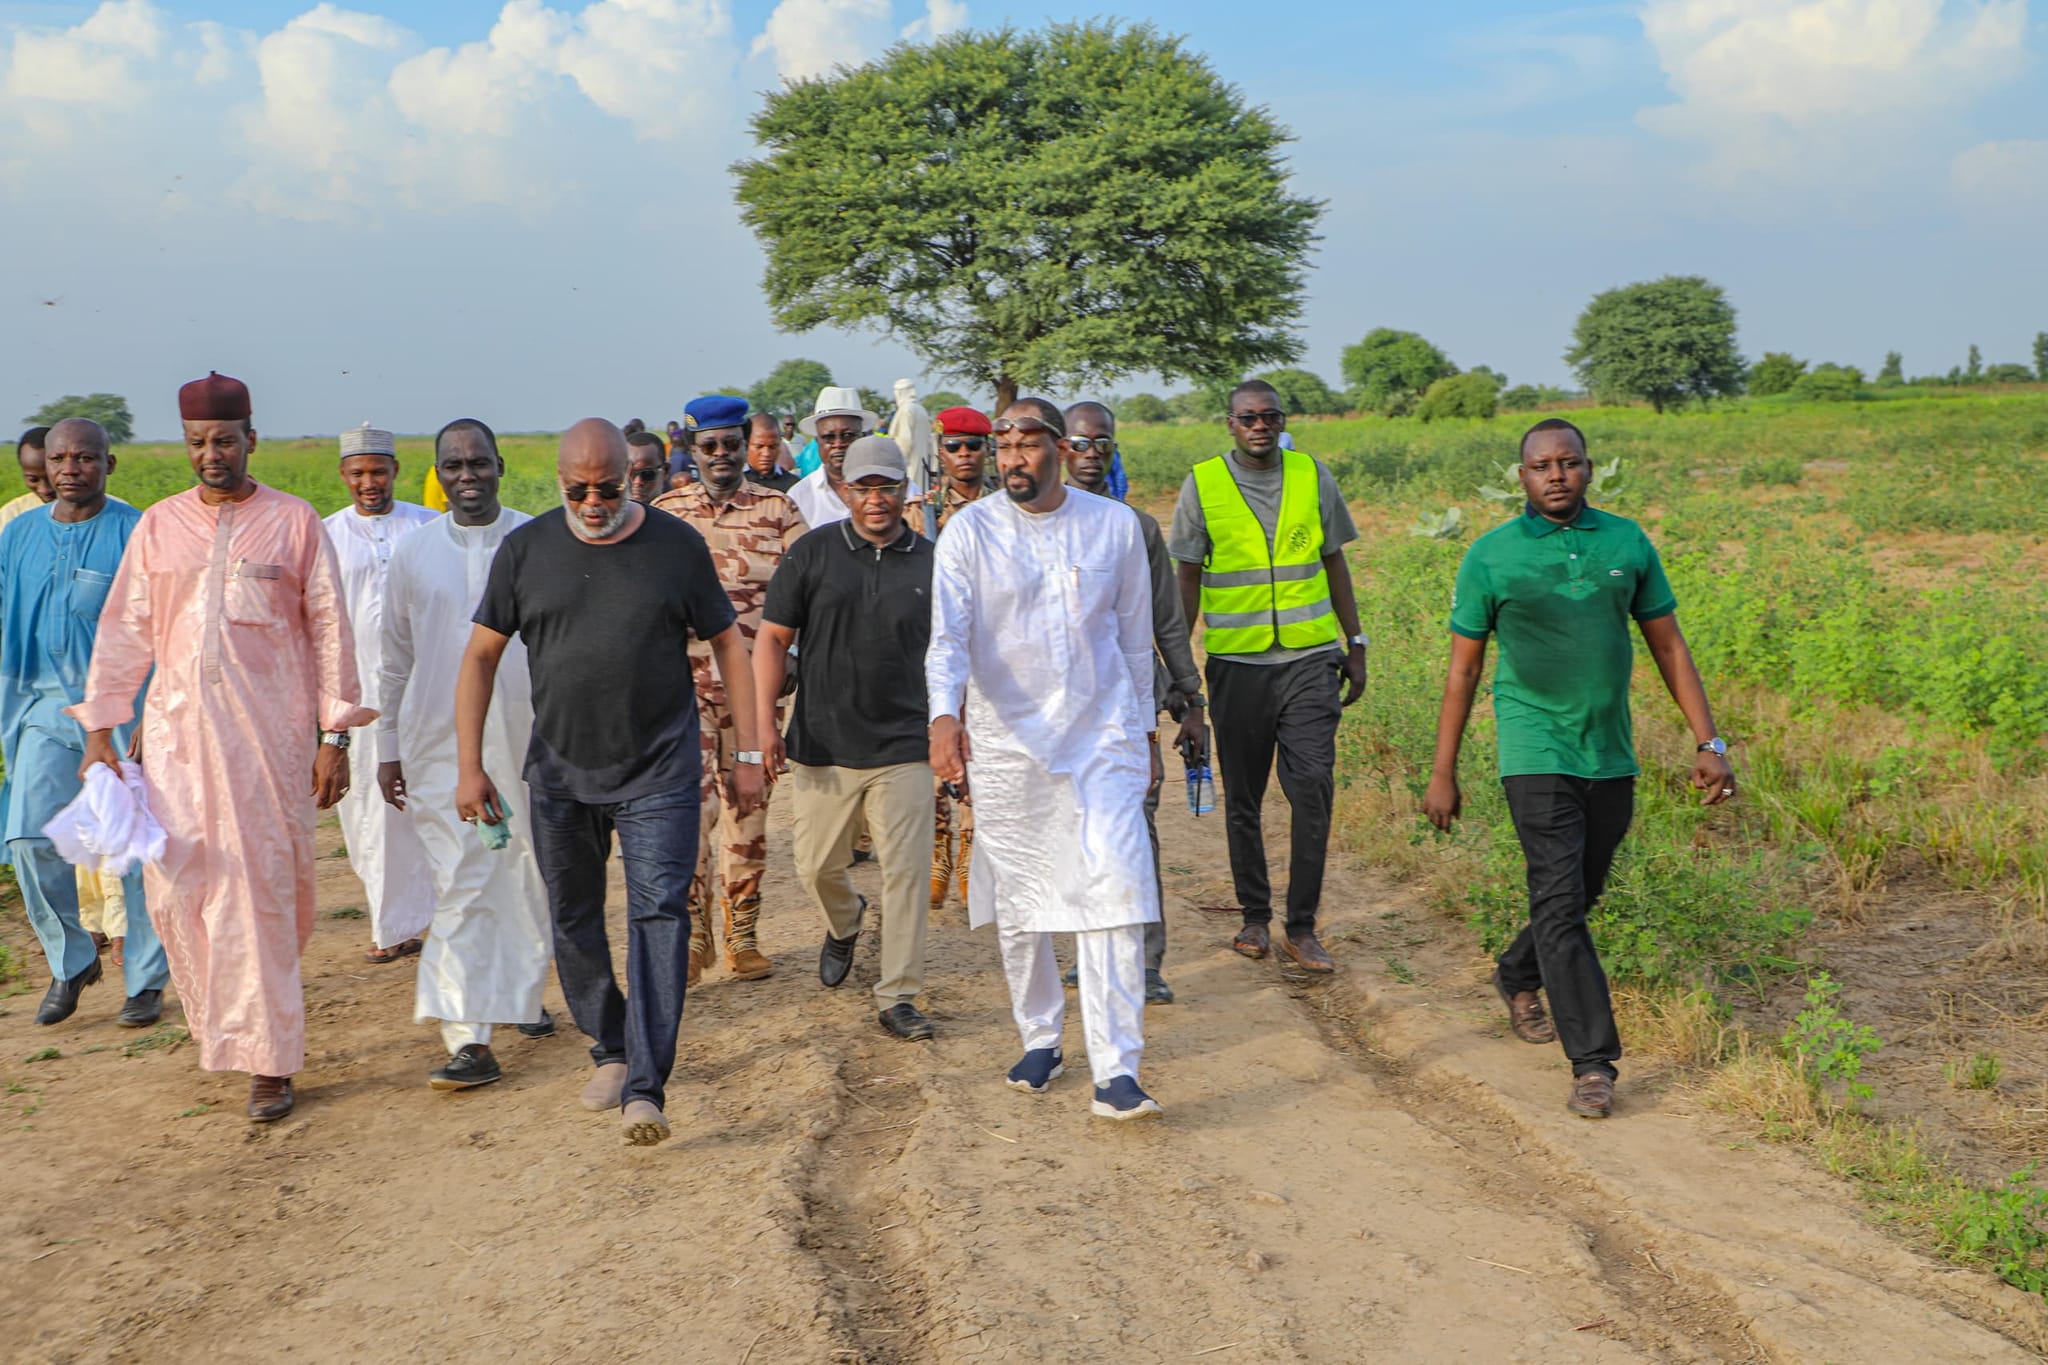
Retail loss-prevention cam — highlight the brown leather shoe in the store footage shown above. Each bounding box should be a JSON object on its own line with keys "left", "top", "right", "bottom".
{"left": 725, "top": 945, "right": 774, "bottom": 981}
{"left": 1281, "top": 930, "right": 1335, "bottom": 973}
{"left": 1232, "top": 922, "right": 1270, "bottom": 959}
{"left": 1568, "top": 1072, "right": 1614, "bottom": 1119}
{"left": 1492, "top": 968, "right": 1556, "bottom": 1044}
{"left": 248, "top": 1074, "right": 295, "bottom": 1123}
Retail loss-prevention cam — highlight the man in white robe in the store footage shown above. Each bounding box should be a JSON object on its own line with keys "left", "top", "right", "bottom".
{"left": 927, "top": 399, "right": 1163, "bottom": 1121}
{"left": 376, "top": 420, "right": 553, "bottom": 1089}
{"left": 325, "top": 422, "right": 436, "bottom": 962}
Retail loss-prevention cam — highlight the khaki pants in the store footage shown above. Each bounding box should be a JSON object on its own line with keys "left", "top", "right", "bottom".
{"left": 789, "top": 761, "right": 933, "bottom": 1007}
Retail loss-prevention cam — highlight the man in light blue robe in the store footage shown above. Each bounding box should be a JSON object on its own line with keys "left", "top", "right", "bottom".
{"left": 0, "top": 417, "right": 164, "bottom": 1027}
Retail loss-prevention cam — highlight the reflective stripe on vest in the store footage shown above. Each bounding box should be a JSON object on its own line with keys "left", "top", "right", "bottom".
{"left": 1192, "top": 451, "right": 1340, "bottom": 655}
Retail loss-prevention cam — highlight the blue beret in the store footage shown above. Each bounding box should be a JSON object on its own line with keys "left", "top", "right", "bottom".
{"left": 683, "top": 395, "right": 749, "bottom": 431}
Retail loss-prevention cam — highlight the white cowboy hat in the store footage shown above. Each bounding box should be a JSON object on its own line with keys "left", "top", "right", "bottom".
{"left": 798, "top": 386, "right": 880, "bottom": 438}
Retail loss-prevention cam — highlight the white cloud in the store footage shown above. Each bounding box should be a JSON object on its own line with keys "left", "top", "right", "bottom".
{"left": 1638, "top": 0, "right": 2031, "bottom": 177}
{"left": 901, "top": 0, "right": 969, "bottom": 41}
{"left": 3, "top": 0, "right": 166, "bottom": 106}
{"left": 557, "top": 0, "right": 735, "bottom": 135}
{"left": 752, "top": 0, "right": 890, "bottom": 81}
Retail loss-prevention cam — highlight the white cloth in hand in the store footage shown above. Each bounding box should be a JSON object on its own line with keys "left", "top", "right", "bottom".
{"left": 44, "top": 761, "right": 166, "bottom": 876}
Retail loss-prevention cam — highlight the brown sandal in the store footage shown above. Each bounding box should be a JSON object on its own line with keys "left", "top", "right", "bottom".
{"left": 364, "top": 937, "right": 422, "bottom": 964}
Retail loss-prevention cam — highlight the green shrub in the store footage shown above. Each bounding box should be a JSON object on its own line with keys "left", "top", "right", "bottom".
{"left": 1416, "top": 372, "right": 1500, "bottom": 422}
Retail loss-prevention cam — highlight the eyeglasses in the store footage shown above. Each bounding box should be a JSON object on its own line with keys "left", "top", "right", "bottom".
{"left": 628, "top": 466, "right": 662, "bottom": 483}
{"left": 941, "top": 437, "right": 986, "bottom": 453}
{"left": 1063, "top": 436, "right": 1114, "bottom": 455}
{"left": 816, "top": 428, "right": 867, "bottom": 447}
{"left": 693, "top": 435, "right": 745, "bottom": 456}
{"left": 992, "top": 416, "right": 1060, "bottom": 437}
{"left": 847, "top": 480, "right": 906, "bottom": 501}
{"left": 1229, "top": 410, "right": 1286, "bottom": 428}
{"left": 563, "top": 481, "right": 625, "bottom": 503}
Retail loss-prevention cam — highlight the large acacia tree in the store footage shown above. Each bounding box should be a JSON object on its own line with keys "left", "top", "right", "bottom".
{"left": 733, "top": 23, "right": 1322, "bottom": 411}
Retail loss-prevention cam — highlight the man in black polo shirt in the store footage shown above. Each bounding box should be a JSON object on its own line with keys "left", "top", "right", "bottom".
{"left": 753, "top": 436, "right": 936, "bottom": 1041}
{"left": 458, "top": 418, "right": 763, "bottom": 1146}
{"left": 1423, "top": 418, "right": 1734, "bottom": 1121}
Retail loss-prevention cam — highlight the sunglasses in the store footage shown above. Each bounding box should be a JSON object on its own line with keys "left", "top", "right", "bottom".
{"left": 816, "top": 428, "right": 867, "bottom": 446}
{"left": 941, "top": 437, "right": 987, "bottom": 453}
{"left": 694, "top": 434, "right": 745, "bottom": 456}
{"left": 1229, "top": 410, "right": 1286, "bottom": 427}
{"left": 628, "top": 465, "right": 663, "bottom": 482}
{"left": 1063, "top": 436, "right": 1114, "bottom": 455}
{"left": 563, "top": 481, "right": 625, "bottom": 503}
{"left": 992, "top": 416, "right": 1061, "bottom": 437}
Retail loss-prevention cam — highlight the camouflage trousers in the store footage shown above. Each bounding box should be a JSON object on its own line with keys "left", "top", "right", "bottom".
{"left": 692, "top": 694, "right": 783, "bottom": 953}
{"left": 931, "top": 777, "right": 974, "bottom": 907}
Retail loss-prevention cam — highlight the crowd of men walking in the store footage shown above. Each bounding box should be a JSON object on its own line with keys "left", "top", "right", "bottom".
{"left": 5, "top": 371, "right": 1734, "bottom": 1143}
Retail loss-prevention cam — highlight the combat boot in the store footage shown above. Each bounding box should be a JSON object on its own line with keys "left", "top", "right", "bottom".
{"left": 723, "top": 894, "right": 774, "bottom": 981}
{"left": 687, "top": 904, "right": 713, "bottom": 989}
{"left": 930, "top": 824, "right": 954, "bottom": 910}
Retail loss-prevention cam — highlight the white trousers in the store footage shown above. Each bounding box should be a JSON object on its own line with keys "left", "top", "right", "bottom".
{"left": 440, "top": 1021, "right": 493, "bottom": 1052}
{"left": 998, "top": 922, "right": 1146, "bottom": 1087}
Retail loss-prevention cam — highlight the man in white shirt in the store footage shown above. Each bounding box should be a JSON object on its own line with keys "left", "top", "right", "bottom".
{"left": 927, "top": 399, "right": 1163, "bottom": 1121}
{"left": 377, "top": 419, "right": 554, "bottom": 1090}
{"left": 324, "top": 423, "right": 437, "bottom": 963}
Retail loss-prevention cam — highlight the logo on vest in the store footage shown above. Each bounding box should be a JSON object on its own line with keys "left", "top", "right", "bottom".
{"left": 1281, "top": 523, "right": 1314, "bottom": 556}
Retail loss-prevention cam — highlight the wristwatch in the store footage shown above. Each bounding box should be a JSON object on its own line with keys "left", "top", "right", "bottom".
{"left": 1696, "top": 737, "right": 1727, "bottom": 756}
{"left": 734, "top": 750, "right": 764, "bottom": 765}
{"left": 320, "top": 730, "right": 351, "bottom": 750}
{"left": 1348, "top": 633, "right": 1369, "bottom": 649}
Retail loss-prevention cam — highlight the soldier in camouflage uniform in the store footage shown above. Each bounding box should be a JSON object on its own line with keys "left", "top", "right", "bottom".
{"left": 925, "top": 407, "right": 996, "bottom": 910}
{"left": 653, "top": 396, "right": 809, "bottom": 985}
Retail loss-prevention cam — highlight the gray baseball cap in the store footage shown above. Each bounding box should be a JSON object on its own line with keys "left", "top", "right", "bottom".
{"left": 841, "top": 435, "right": 908, "bottom": 484}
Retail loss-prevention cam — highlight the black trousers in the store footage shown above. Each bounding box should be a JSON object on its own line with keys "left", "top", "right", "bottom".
{"left": 1207, "top": 653, "right": 1342, "bottom": 933}
{"left": 1497, "top": 774, "right": 1632, "bottom": 1079}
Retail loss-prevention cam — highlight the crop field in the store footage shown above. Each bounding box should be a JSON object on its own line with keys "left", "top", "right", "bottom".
{"left": 96, "top": 391, "right": 2048, "bottom": 1296}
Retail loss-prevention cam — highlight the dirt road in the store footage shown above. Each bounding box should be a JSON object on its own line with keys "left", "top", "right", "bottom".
{"left": 4, "top": 790, "right": 2043, "bottom": 1363}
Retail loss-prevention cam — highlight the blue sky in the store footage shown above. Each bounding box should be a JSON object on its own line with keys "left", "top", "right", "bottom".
{"left": 1, "top": 0, "right": 2043, "bottom": 437}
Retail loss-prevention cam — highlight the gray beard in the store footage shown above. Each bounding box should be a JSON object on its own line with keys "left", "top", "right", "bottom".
{"left": 561, "top": 493, "right": 631, "bottom": 541}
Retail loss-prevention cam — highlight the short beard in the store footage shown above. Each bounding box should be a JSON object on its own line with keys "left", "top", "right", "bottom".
{"left": 1004, "top": 471, "right": 1040, "bottom": 504}
{"left": 561, "top": 492, "right": 632, "bottom": 541}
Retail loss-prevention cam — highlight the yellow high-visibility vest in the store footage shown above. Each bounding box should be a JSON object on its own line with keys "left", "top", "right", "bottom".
{"left": 1192, "top": 451, "right": 1340, "bottom": 655}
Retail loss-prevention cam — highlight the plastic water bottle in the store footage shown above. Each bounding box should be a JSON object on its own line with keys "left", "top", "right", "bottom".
{"left": 1186, "top": 761, "right": 1215, "bottom": 816}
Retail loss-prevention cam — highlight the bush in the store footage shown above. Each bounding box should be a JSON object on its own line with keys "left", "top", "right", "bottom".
{"left": 1790, "top": 364, "right": 1866, "bottom": 402}
{"left": 1415, "top": 372, "right": 1499, "bottom": 422}
{"left": 1118, "top": 393, "right": 1171, "bottom": 424}
{"left": 1982, "top": 363, "right": 2036, "bottom": 385}
{"left": 1748, "top": 352, "right": 1807, "bottom": 397}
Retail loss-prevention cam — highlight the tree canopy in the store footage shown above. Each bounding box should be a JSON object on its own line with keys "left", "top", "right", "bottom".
{"left": 1339, "top": 329, "right": 1455, "bottom": 414}
{"left": 733, "top": 22, "right": 1321, "bottom": 411}
{"left": 1252, "top": 367, "right": 1344, "bottom": 416}
{"left": 748, "top": 359, "right": 834, "bottom": 418}
{"left": 1565, "top": 276, "right": 1744, "bottom": 413}
{"left": 1415, "top": 372, "right": 1499, "bottom": 422}
{"left": 24, "top": 393, "right": 133, "bottom": 444}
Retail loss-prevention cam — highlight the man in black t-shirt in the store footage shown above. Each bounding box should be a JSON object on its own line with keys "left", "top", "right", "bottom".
{"left": 458, "top": 418, "right": 764, "bottom": 1147}
{"left": 753, "top": 436, "right": 937, "bottom": 1042}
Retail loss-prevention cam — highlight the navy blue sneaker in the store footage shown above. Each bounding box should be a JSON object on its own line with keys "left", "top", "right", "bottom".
{"left": 1005, "top": 1047, "right": 1064, "bottom": 1094}
{"left": 1091, "top": 1075, "right": 1162, "bottom": 1121}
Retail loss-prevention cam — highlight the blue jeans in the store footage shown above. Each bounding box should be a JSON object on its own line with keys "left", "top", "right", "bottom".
{"left": 529, "top": 785, "right": 698, "bottom": 1110}
{"left": 9, "top": 838, "right": 168, "bottom": 995}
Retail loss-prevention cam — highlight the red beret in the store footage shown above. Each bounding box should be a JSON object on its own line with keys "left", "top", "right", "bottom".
{"left": 935, "top": 406, "right": 991, "bottom": 436}
{"left": 178, "top": 371, "right": 251, "bottom": 422}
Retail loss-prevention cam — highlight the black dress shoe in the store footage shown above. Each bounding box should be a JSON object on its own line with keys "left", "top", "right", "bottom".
{"left": 819, "top": 895, "right": 865, "bottom": 988}
{"left": 35, "top": 957, "right": 104, "bottom": 1025}
{"left": 516, "top": 1009, "right": 556, "bottom": 1039}
{"left": 119, "top": 989, "right": 164, "bottom": 1028}
{"left": 878, "top": 1003, "right": 935, "bottom": 1041}
{"left": 429, "top": 1044, "right": 503, "bottom": 1091}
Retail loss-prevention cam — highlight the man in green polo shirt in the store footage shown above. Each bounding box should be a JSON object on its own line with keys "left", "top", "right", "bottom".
{"left": 1423, "top": 418, "right": 1735, "bottom": 1120}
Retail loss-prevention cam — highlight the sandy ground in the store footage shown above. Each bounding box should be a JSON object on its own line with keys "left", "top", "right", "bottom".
{"left": 4, "top": 787, "right": 2045, "bottom": 1364}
